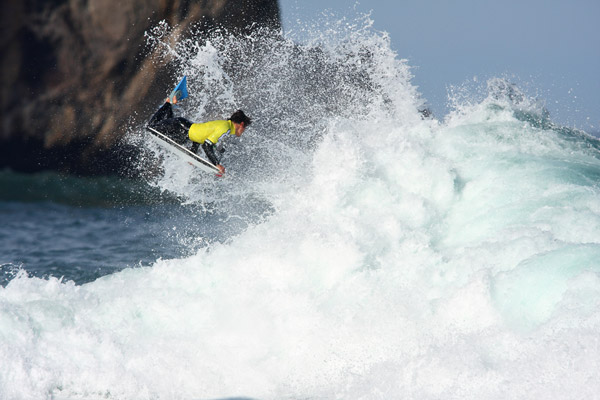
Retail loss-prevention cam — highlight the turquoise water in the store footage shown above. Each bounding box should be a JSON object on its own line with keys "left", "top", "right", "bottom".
{"left": 2, "top": 16, "right": 600, "bottom": 400}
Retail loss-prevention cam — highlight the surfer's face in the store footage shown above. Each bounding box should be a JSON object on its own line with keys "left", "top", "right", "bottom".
{"left": 235, "top": 122, "right": 246, "bottom": 136}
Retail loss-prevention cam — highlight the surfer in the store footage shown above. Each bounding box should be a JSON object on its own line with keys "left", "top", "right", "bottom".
{"left": 147, "top": 77, "right": 252, "bottom": 175}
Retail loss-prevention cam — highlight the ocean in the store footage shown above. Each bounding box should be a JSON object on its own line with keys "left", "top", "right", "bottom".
{"left": 2, "top": 16, "right": 600, "bottom": 400}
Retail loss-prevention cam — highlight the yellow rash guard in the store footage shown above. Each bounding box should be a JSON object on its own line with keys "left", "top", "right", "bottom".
{"left": 188, "top": 120, "right": 235, "bottom": 144}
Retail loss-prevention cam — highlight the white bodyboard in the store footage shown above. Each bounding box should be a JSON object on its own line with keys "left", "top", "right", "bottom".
{"left": 146, "top": 126, "right": 220, "bottom": 174}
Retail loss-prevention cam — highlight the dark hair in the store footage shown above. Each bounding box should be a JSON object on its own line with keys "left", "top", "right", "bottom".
{"left": 230, "top": 110, "right": 252, "bottom": 126}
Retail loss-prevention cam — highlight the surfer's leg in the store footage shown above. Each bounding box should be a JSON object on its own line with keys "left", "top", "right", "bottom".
{"left": 148, "top": 102, "right": 174, "bottom": 127}
{"left": 174, "top": 117, "right": 196, "bottom": 149}
{"left": 151, "top": 119, "right": 189, "bottom": 145}
{"left": 175, "top": 117, "right": 193, "bottom": 131}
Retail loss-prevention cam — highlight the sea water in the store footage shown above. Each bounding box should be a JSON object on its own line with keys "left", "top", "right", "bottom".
{"left": 1, "top": 15, "right": 600, "bottom": 400}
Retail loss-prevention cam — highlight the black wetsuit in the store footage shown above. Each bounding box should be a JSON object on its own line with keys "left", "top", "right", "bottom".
{"left": 147, "top": 103, "right": 193, "bottom": 146}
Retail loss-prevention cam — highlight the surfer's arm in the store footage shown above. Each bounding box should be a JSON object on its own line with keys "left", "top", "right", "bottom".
{"left": 202, "top": 141, "right": 221, "bottom": 166}
{"left": 202, "top": 141, "right": 225, "bottom": 175}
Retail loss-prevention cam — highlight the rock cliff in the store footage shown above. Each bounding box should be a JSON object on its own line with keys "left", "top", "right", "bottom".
{"left": 1, "top": 0, "right": 280, "bottom": 175}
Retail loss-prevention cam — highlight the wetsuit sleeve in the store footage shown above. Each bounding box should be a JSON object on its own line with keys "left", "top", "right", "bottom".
{"left": 202, "top": 141, "right": 221, "bottom": 165}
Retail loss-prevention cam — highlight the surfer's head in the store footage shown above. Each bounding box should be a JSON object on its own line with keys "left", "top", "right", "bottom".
{"left": 230, "top": 110, "right": 252, "bottom": 136}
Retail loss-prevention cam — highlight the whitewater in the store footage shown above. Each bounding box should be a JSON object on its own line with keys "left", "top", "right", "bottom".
{"left": 2, "top": 16, "right": 600, "bottom": 400}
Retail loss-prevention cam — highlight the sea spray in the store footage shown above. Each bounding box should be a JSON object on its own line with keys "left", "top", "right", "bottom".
{"left": 2, "top": 14, "right": 600, "bottom": 400}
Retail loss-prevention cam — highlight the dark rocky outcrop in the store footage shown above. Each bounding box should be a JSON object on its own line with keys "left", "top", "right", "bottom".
{"left": 1, "top": 0, "right": 280, "bottom": 176}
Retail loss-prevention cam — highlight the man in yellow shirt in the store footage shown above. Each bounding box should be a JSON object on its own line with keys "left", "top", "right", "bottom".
{"left": 147, "top": 90, "right": 252, "bottom": 176}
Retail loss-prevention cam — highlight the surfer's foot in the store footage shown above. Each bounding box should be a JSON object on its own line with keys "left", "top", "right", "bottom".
{"left": 166, "top": 89, "right": 182, "bottom": 104}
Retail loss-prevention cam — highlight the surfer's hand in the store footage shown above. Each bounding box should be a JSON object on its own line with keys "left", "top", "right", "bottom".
{"left": 216, "top": 164, "right": 225, "bottom": 177}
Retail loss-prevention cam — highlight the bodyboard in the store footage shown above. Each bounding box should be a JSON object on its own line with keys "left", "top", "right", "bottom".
{"left": 146, "top": 126, "right": 220, "bottom": 174}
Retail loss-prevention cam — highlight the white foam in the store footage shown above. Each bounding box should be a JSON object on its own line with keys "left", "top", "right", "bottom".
{"left": 3, "top": 15, "right": 600, "bottom": 400}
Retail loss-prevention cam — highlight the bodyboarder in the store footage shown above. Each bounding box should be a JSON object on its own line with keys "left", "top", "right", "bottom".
{"left": 147, "top": 76, "right": 252, "bottom": 176}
